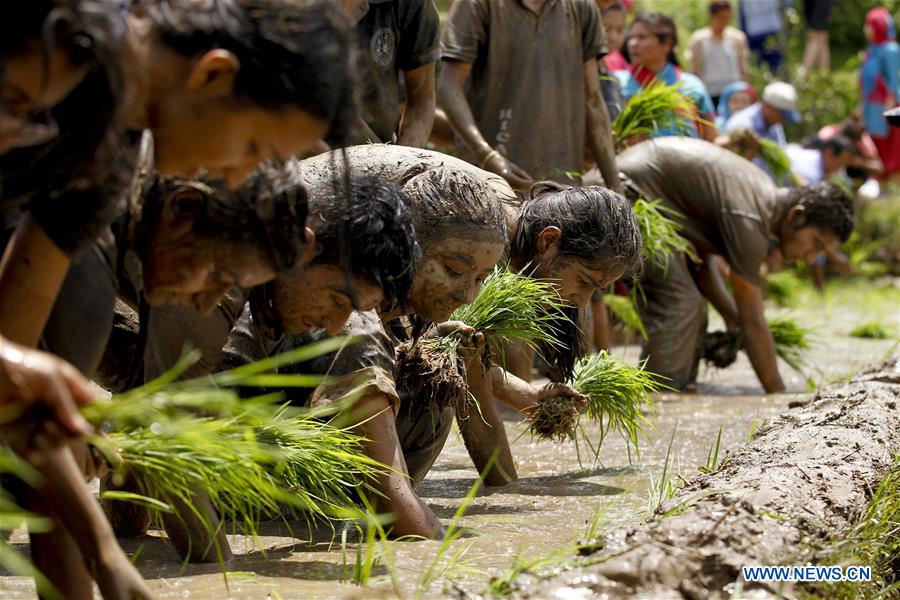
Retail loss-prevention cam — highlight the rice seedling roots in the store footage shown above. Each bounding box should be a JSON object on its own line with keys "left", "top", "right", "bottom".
{"left": 701, "top": 330, "right": 741, "bottom": 369}
{"left": 395, "top": 340, "right": 468, "bottom": 410}
{"left": 527, "top": 396, "right": 580, "bottom": 442}
{"left": 507, "top": 356, "right": 900, "bottom": 599}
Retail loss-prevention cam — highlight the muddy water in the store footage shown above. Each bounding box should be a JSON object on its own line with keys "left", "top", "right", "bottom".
{"left": 2, "top": 284, "right": 897, "bottom": 599}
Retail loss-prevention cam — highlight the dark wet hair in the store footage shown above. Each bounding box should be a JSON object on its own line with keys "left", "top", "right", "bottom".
{"left": 819, "top": 135, "right": 851, "bottom": 156}
{"left": 709, "top": 0, "right": 732, "bottom": 15}
{"left": 601, "top": 2, "right": 625, "bottom": 16}
{"left": 512, "top": 182, "right": 643, "bottom": 276}
{"left": 786, "top": 181, "right": 854, "bottom": 242}
{"left": 306, "top": 172, "right": 420, "bottom": 311}
{"left": 0, "top": 1, "right": 128, "bottom": 254}
{"left": 401, "top": 168, "right": 507, "bottom": 247}
{"left": 631, "top": 12, "right": 680, "bottom": 66}
{"left": 138, "top": 166, "right": 308, "bottom": 272}
{"left": 146, "top": 0, "right": 357, "bottom": 145}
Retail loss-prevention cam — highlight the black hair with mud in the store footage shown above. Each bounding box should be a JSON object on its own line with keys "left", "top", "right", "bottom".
{"left": 146, "top": 0, "right": 357, "bottom": 145}
{"left": 512, "top": 182, "right": 643, "bottom": 275}
{"left": 400, "top": 167, "right": 507, "bottom": 247}
{"left": 785, "top": 181, "right": 854, "bottom": 242}
{"left": 133, "top": 167, "right": 307, "bottom": 274}
{"left": 630, "top": 12, "right": 680, "bottom": 66}
{"left": 306, "top": 172, "right": 420, "bottom": 311}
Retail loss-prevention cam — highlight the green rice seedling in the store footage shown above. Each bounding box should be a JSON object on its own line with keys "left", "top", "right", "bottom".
{"left": 631, "top": 198, "right": 697, "bottom": 271}
{"left": 849, "top": 321, "right": 892, "bottom": 340}
{"left": 647, "top": 426, "right": 682, "bottom": 515}
{"left": 757, "top": 138, "right": 796, "bottom": 184}
{"left": 767, "top": 315, "right": 813, "bottom": 373}
{"left": 397, "top": 269, "right": 570, "bottom": 409}
{"left": 698, "top": 424, "right": 723, "bottom": 474}
{"left": 528, "top": 353, "right": 662, "bottom": 460}
{"left": 765, "top": 270, "right": 806, "bottom": 307}
{"left": 0, "top": 446, "right": 60, "bottom": 600}
{"left": 612, "top": 82, "right": 700, "bottom": 148}
{"left": 602, "top": 293, "right": 647, "bottom": 340}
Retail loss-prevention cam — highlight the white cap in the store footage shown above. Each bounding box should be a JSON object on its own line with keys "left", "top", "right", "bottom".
{"left": 762, "top": 82, "right": 801, "bottom": 123}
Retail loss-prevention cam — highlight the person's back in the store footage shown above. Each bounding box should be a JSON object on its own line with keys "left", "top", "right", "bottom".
{"left": 440, "top": 0, "right": 604, "bottom": 180}
{"left": 618, "top": 137, "right": 777, "bottom": 283}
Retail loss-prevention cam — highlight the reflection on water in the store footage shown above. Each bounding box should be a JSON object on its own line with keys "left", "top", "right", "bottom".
{"left": 1, "top": 331, "right": 895, "bottom": 598}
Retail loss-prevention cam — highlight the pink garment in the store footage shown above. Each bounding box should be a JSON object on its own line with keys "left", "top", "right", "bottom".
{"left": 603, "top": 50, "right": 629, "bottom": 72}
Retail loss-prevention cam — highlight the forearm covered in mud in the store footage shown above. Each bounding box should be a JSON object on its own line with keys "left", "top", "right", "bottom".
{"left": 490, "top": 367, "right": 539, "bottom": 413}
{"left": 437, "top": 60, "right": 492, "bottom": 161}
{"left": 0, "top": 215, "right": 71, "bottom": 346}
{"left": 343, "top": 392, "right": 444, "bottom": 539}
{"left": 694, "top": 256, "right": 739, "bottom": 329}
{"left": 731, "top": 272, "right": 785, "bottom": 393}
{"left": 397, "top": 64, "right": 436, "bottom": 148}
{"left": 584, "top": 59, "right": 623, "bottom": 195}
{"left": 457, "top": 362, "right": 517, "bottom": 486}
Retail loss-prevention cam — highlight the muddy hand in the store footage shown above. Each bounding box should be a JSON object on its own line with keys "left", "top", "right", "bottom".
{"left": 526, "top": 382, "right": 586, "bottom": 410}
{"left": 0, "top": 335, "right": 95, "bottom": 437}
{"left": 436, "top": 321, "right": 486, "bottom": 365}
{"left": 483, "top": 152, "right": 533, "bottom": 190}
{"left": 94, "top": 550, "right": 155, "bottom": 600}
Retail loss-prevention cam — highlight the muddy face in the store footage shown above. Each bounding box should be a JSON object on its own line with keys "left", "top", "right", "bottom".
{"left": 0, "top": 42, "right": 88, "bottom": 153}
{"left": 535, "top": 255, "right": 624, "bottom": 310}
{"left": 143, "top": 232, "right": 275, "bottom": 315}
{"left": 272, "top": 264, "right": 383, "bottom": 336}
{"left": 408, "top": 236, "right": 505, "bottom": 323}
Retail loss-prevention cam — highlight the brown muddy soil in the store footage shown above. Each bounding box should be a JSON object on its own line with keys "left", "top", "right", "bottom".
{"left": 513, "top": 357, "right": 900, "bottom": 600}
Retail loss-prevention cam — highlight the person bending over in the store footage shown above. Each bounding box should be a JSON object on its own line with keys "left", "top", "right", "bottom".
{"left": 618, "top": 137, "right": 853, "bottom": 393}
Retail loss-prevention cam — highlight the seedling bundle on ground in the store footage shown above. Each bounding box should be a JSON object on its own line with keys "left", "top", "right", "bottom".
{"left": 85, "top": 340, "right": 384, "bottom": 549}
{"left": 527, "top": 353, "right": 662, "bottom": 460}
{"left": 701, "top": 315, "right": 814, "bottom": 373}
{"left": 396, "top": 269, "right": 569, "bottom": 409}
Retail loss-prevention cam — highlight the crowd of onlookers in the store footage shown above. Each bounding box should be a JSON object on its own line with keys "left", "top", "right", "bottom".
{"left": 595, "top": 0, "right": 898, "bottom": 194}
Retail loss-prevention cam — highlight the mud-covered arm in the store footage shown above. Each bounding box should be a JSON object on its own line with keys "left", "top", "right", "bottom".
{"left": 731, "top": 271, "right": 785, "bottom": 393}
{"left": 490, "top": 367, "right": 585, "bottom": 413}
{"left": 584, "top": 58, "right": 623, "bottom": 194}
{"left": 0, "top": 215, "right": 71, "bottom": 346}
{"left": 331, "top": 391, "right": 444, "bottom": 539}
{"left": 694, "top": 255, "right": 739, "bottom": 330}
{"left": 398, "top": 64, "right": 436, "bottom": 148}
{"left": 456, "top": 359, "right": 517, "bottom": 486}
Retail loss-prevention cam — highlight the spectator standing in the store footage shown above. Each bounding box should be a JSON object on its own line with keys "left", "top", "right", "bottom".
{"left": 687, "top": 0, "right": 750, "bottom": 107}
{"left": 801, "top": 0, "right": 835, "bottom": 74}
{"left": 715, "top": 81, "right": 756, "bottom": 128}
{"left": 614, "top": 13, "right": 717, "bottom": 141}
{"left": 600, "top": 2, "right": 629, "bottom": 72}
{"left": 340, "top": 0, "right": 441, "bottom": 147}
{"left": 860, "top": 7, "right": 900, "bottom": 185}
{"left": 738, "top": 0, "right": 784, "bottom": 72}
{"left": 439, "top": 0, "right": 621, "bottom": 192}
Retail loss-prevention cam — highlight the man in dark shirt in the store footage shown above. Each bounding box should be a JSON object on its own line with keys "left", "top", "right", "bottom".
{"left": 438, "top": 0, "right": 621, "bottom": 192}
{"left": 341, "top": 0, "right": 440, "bottom": 147}
{"left": 617, "top": 138, "right": 854, "bottom": 393}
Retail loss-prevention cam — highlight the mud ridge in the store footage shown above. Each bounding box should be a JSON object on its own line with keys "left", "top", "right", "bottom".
{"left": 510, "top": 356, "right": 900, "bottom": 599}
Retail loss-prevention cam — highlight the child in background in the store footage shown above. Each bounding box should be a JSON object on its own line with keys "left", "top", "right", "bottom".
{"left": 600, "top": 2, "right": 629, "bottom": 72}
{"left": 715, "top": 81, "right": 756, "bottom": 129}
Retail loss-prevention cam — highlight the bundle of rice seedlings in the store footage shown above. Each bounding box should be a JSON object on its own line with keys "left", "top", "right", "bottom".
{"left": 527, "top": 395, "right": 581, "bottom": 442}
{"left": 631, "top": 198, "right": 697, "bottom": 270}
{"left": 528, "top": 352, "right": 661, "bottom": 456}
{"left": 757, "top": 138, "right": 796, "bottom": 184}
{"left": 87, "top": 338, "right": 382, "bottom": 546}
{"left": 767, "top": 315, "right": 813, "bottom": 372}
{"left": 612, "top": 82, "right": 700, "bottom": 148}
{"left": 602, "top": 293, "right": 647, "bottom": 339}
{"left": 396, "top": 269, "right": 569, "bottom": 408}
{"left": 849, "top": 321, "right": 891, "bottom": 340}
{"left": 765, "top": 270, "right": 805, "bottom": 307}
{"left": 701, "top": 317, "right": 813, "bottom": 373}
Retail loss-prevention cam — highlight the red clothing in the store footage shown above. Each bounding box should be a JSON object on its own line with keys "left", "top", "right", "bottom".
{"left": 873, "top": 129, "right": 900, "bottom": 174}
{"left": 603, "top": 49, "right": 629, "bottom": 72}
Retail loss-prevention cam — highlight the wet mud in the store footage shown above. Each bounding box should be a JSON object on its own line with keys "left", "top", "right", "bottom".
{"left": 516, "top": 356, "right": 900, "bottom": 599}
{"left": 1, "top": 282, "right": 897, "bottom": 598}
